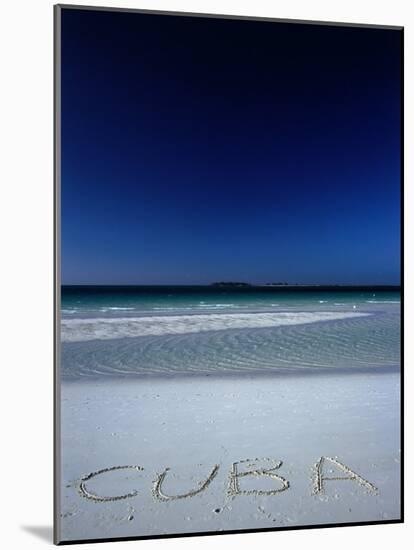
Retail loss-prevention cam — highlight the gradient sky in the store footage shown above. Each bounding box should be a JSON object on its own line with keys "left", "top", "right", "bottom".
{"left": 60, "top": 8, "right": 402, "bottom": 285}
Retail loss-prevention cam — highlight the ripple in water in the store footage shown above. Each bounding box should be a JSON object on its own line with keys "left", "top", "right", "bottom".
{"left": 61, "top": 310, "right": 400, "bottom": 379}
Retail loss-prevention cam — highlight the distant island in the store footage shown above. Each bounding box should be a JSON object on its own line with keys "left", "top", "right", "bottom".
{"left": 211, "top": 281, "right": 297, "bottom": 287}
{"left": 207, "top": 282, "right": 400, "bottom": 290}
{"left": 211, "top": 282, "right": 252, "bottom": 288}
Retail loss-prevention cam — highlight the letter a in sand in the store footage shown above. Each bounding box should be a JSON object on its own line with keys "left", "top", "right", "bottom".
{"left": 312, "top": 456, "right": 378, "bottom": 495}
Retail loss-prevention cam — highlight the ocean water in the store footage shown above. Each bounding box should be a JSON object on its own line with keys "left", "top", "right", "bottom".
{"left": 60, "top": 286, "right": 400, "bottom": 379}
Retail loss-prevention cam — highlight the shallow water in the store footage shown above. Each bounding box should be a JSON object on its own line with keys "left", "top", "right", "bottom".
{"left": 60, "top": 287, "right": 400, "bottom": 379}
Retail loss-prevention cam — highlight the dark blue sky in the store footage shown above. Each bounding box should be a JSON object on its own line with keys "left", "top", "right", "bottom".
{"left": 61, "top": 8, "right": 401, "bottom": 285}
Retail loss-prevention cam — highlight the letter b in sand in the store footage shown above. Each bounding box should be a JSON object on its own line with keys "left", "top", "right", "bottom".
{"left": 228, "top": 458, "right": 289, "bottom": 497}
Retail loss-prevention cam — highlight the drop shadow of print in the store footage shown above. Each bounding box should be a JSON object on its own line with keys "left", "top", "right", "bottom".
{"left": 21, "top": 525, "right": 53, "bottom": 543}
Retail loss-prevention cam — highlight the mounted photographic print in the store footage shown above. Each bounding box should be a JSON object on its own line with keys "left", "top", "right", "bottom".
{"left": 54, "top": 4, "right": 403, "bottom": 544}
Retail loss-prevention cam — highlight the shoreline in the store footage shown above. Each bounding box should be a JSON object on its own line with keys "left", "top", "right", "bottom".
{"left": 60, "top": 363, "right": 400, "bottom": 384}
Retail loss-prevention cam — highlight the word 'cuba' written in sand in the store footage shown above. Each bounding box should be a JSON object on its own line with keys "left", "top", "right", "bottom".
{"left": 78, "top": 456, "right": 379, "bottom": 503}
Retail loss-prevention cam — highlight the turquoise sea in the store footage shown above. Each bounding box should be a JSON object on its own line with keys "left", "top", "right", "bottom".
{"left": 60, "top": 286, "right": 400, "bottom": 379}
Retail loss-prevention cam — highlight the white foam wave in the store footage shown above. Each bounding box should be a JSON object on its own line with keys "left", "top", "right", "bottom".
{"left": 100, "top": 307, "right": 136, "bottom": 311}
{"left": 366, "top": 300, "right": 400, "bottom": 304}
{"left": 61, "top": 311, "right": 370, "bottom": 343}
{"left": 152, "top": 304, "right": 245, "bottom": 311}
{"left": 197, "top": 303, "right": 237, "bottom": 308}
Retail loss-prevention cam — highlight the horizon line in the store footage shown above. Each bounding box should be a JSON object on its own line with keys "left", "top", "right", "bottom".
{"left": 61, "top": 283, "right": 401, "bottom": 288}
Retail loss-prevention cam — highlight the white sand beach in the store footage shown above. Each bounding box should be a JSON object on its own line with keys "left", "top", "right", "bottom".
{"left": 59, "top": 370, "right": 400, "bottom": 542}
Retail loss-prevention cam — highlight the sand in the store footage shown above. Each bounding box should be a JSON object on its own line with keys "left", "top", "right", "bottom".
{"left": 58, "top": 370, "right": 401, "bottom": 542}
